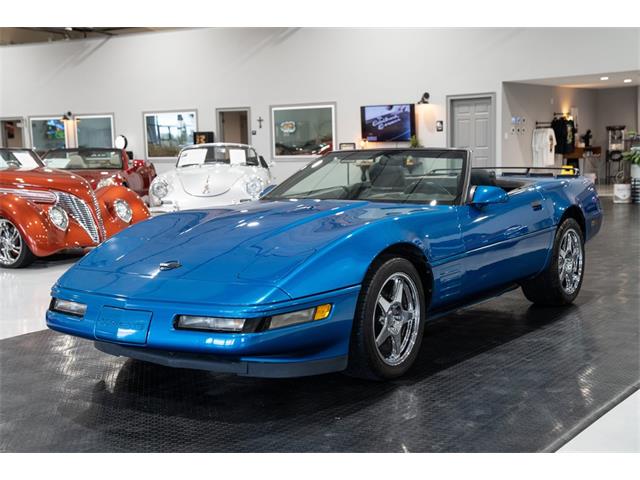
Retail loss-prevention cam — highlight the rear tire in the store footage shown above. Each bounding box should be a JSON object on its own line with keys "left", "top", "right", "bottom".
{"left": 346, "top": 256, "right": 426, "bottom": 380}
{"left": 521, "top": 218, "right": 585, "bottom": 306}
{"left": 0, "top": 218, "right": 36, "bottom": 269}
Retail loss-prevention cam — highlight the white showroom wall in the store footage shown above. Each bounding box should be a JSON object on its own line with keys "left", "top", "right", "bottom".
{"left": 1, "top": 28, "right": 638, "bottom": 180}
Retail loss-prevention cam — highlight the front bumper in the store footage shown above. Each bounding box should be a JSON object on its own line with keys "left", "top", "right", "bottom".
{"left": 94, "top": 341, "right": 347, "bottom": 377}
{"left": 149, "top": 196, "right": 253, "bottom": 214}
{"left": 46, "top": 284, "right": 360, "bottom": 377}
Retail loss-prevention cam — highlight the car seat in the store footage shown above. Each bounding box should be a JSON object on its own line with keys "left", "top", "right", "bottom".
{"left": 369, "top": 157, "right": 406, "bottom": 189}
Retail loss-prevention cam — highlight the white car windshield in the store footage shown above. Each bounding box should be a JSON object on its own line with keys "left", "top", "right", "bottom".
{"left": 177, "top": 145, "right": 260, "bottom": 168}
{"left": 43, "top": 149, "right": 123, "bottom": 170}
{"left": 0, "top": 149, "right": 43, "bottom": 170}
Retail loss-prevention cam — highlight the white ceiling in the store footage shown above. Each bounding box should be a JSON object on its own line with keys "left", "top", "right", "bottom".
{"left": 517, "top": 70, "right": 639, "bottom": 89}
{"left": 0, "top": 28, "right": 181, "bottom": 46}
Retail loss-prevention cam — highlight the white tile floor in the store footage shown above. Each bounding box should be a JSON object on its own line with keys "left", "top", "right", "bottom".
{"left": 0, "top": 254, "right": 80, "bottom": 339}
{"left": 0, "top": 252, "right": 637, "bottom": 452}
{"left": 559, "top": 391, "right": 639, "bottom": 452}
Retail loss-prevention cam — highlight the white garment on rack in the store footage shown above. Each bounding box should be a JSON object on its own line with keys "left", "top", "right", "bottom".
{"left": 532, "top": 128, "right": 557, "bottom": 167}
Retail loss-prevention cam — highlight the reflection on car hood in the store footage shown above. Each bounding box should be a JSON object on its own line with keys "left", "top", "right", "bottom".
{"left": 65, "top": 169, "right": 121, "bottom": 189}
{"left": 0, "top": 167, "right": 97, "bottom": 203}
{"left": 175, "top": 163, "right": 257, "bottom": 197}
{"left": 61, "top": 199, "right": 417, "bottom": 303}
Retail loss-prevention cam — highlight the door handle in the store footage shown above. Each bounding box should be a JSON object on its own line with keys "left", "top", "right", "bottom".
{"left": 531, "top": 201, "right": 543, "bottom": 211}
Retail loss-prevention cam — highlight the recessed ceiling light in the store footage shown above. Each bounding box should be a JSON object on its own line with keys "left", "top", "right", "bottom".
{"left": 600, "top": 76, "right": 609, "bottom": 81}
{"left": 623, "top": 78, "right": 632, "bottom": 83}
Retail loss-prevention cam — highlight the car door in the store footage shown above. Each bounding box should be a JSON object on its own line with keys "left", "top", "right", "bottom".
{"left": 459, "top": 186, "right": 553, "bottom": 296}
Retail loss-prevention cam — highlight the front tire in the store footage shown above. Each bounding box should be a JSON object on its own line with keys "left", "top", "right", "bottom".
{"left": 0, "top": 218, "right": 36, "bottom": 268}
{"left": 346, "top": 257, "right": 426, "bottom": 380}
{"left": 521, "top": 218, "right": 585, "bottom": 306}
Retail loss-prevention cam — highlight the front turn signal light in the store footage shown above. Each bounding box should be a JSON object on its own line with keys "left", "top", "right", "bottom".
{"left": 267, "top": 304, "right": 333, "bottom": 330}
{"left": 313, "top": 303, "right": 332, "bottom": 321}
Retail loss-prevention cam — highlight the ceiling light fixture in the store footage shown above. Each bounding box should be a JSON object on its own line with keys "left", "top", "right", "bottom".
{"left": 600, "top": 76, "right": 609, "bottom": 81}
{"left": 623, "top": 78, "right": 632, "bottom": 83}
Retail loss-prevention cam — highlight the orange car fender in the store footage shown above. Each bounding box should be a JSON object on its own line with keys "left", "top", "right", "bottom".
{"left": 0, "top": 193, "right": 63, "bottom": 257}
{"left": 96, "top": 185, "right": 151, "bottom": 236}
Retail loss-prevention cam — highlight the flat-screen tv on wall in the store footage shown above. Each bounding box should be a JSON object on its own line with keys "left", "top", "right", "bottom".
{"left": 361, "top": 104, "right": 416, "bottom": 142}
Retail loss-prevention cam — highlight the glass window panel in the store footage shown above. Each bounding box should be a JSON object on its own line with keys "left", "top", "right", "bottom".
{"left": 272, "top": 105, "right": 334, "bottom": 157}
{"left": 145, "top": 111, "right": 197, "bottom": 158}
{"left": 76, "top": 116, "right": 113, "bottom": 148}
{"left": 31, "top": 118, "right": 66, "bottom": 150}
{"left": 265, "top": 150, "right": 466, "bottom": 205}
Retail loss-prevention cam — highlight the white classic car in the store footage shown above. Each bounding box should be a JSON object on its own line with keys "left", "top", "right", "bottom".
{"left": 149, "top": 143, "right": 274, "bottom": 213}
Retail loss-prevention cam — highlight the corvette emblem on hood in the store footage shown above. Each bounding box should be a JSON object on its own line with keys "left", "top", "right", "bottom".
{"left": 159, "top": 261, "right": 182, "bottom": 271}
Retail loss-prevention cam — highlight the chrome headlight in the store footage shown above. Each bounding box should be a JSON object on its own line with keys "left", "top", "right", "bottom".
{"left": 113, "top": 199, "right": 133, "bottom": 223}
{"left": 174, "top": 304, "right": 332, "bottom": 333}
{"left": 48, "top": 205, "right": 69, "bottom": 231}
{"left": 267, "top": 304, "right": 332, "bottom": 330}
{"left": 96, "top": 177, "right": 117, "bottom": 189}
{"left": 176, "top": 315, "right": 245, "bottom": 332}
{"left": 151, "top": 178, "right": 170, "bottom": 199}
{"left": 52, "top": 298, "right": 87, "bottom": 317}
{"left": 244, "top": 176, "right": 265, "bottom": 200}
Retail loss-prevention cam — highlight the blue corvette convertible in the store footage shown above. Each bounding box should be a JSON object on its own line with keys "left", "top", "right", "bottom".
{"left": 47, "top": 148, "right": 602, "bottom": 379}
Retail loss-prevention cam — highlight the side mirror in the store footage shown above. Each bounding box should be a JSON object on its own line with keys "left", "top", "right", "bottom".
{"left": 259, "top": 184, "right": 277, "bottom": 198}
{"left": 471, "top": 185, "right": 508, "bottom": 207}
{"left": 260, "top": 155, "right": 275, "bottom": 168}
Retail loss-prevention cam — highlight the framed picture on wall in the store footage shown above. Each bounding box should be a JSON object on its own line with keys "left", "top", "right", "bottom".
{"left": 29, "top": 116, "right": 68, "bottom": 151}
{"left": 75, "top": 114, "right": 115, "bottom": 148}
{"left": 143, "top": 110, "right": 197, "bottom": 159}
{"left": 270, "top": 103, "right": 336, "bottom": 159}
{"left": 193, "top": 131, "right": 214, "bottom": 144}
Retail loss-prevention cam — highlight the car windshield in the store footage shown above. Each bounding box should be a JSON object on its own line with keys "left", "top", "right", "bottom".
{"left": 0, "top": 149, "right": 43, "bottom": 170}
{"left": 177, "top": 145, "right": 260, "bottom": 168}
{"left": 43, "top": 149, "right": 123, "bottom": 170}
{"left": 264, "top": 149, "right": 467, "bottom": 205}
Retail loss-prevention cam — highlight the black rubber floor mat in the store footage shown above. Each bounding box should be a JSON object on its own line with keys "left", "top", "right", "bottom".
{"left": 1, "top": 201, "right": 638, "bottom": 452}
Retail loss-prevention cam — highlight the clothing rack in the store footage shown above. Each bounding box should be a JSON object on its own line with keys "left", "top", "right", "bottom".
{"left": 536, "top": 111, "right": 572, "bottom": 128}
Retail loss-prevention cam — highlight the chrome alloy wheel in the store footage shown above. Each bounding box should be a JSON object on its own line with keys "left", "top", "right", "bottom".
{"left": 558, "top": 228, "right": 583, "bottom": 295}
{"left": 373, "top": 272, "right": 421, "bottom": 366}
{"left": 0, "top": 219, "right": 22, "bottom": 266}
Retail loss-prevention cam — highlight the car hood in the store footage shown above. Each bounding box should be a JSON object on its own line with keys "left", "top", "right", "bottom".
{"left": 66, "top": 169, "right": 122, "bottom": 189}
{"left": 173, "top": 164, "right": 259, "bottom": 197}
{"left": 62, "top": 199, "right": 414, "bottom": 302}
{"left": 0, "top": 166, "right": 96, "bottom": 199}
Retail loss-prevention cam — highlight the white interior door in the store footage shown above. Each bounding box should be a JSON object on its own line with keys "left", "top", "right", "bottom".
{"left": 451, "top": 97, "right": 494, "bottom": 168}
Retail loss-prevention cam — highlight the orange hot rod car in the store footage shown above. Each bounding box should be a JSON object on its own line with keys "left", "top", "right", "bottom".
{"left": 0, "top": 148, "right": 150, "bottom": 268}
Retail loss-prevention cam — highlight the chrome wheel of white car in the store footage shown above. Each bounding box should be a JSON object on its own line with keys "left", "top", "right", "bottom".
{"left": 374, "top": 272, "right": 421, "bottom": 367}
{"left": 0, "top": 219, "right": 22, "bottom": 267}
{"left": 558, "top": 228, "right": 583, "bottom": 295}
